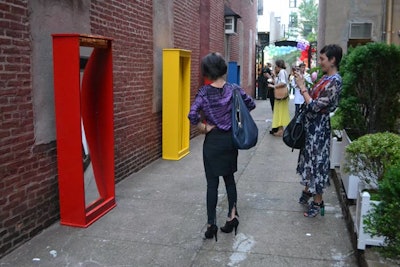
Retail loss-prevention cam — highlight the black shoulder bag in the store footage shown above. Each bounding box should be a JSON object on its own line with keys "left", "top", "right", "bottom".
{"left": 231, "top": 86, "right": 258, "bottom": 149}
{"left": 283, "top": 104, "right": 306, "bottom": 151}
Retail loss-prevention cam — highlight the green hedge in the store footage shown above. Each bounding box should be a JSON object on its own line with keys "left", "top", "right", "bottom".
{"left": 337, "top": 42, "right": 400, "bottom": 138}
{"left": 364, "top": 163, "right": 400, "bottom": 260}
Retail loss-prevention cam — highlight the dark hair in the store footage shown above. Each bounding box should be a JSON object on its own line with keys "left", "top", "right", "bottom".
{"left": 275, "top": 59, "right": 286, "bottom": 69}
{"left": 263, "top": 67, "right": 271, "bottom": 75}
{"left": 320, "top": 44, "right": 343, "bottom": 70}
{"left": 201, "top": 52, "right": 227, "bottom": 80}
{"left": 298, "top": 63, "right": 306, "bottom": 68}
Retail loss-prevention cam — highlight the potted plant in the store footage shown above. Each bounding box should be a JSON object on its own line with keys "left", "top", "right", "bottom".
{"left": 344, "top": 132, "right": 400, "bottom": 191}
{"left": 363, "top": 163, "right": 400, "bottom": 261}
{"left": 344, "top": 132, "right": 400, "bottom": 250}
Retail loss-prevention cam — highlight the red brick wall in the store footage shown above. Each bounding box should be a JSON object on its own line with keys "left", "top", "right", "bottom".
{"left": 241, "top": 1, "right": 257, "bottom": 94}
{"left": 227, "top": 1, "right": 258, "bottom": 95}
{"left": 173, "top": 0, "right": 201, "bottom": 96}
{"left": 209, "top": 2, "right": 226, "bottom": 54}
{"left": 90, "top": 1, "right": 160, "bottom": 181}
{"left": 0, "top": 0, "right": 59, "bottom": 256}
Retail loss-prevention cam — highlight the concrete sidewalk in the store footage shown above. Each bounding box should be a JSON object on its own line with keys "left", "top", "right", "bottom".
{"left": 0, "top": 99, "right": 358, "bottom": 267}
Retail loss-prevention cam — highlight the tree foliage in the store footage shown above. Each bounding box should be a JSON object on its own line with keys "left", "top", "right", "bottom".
{"left": 271, "top": 50, "right": 301, "bottom": 68}
{"left": 297, "top": 0, "right": 318, "bottom": 42}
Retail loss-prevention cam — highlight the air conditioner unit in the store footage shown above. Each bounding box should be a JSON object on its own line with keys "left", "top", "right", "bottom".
{"left": 349, "top": 22, "right": 372, "bottom": 39}
{"left": 225, "top": 16, "right": 236, "bottom": 34}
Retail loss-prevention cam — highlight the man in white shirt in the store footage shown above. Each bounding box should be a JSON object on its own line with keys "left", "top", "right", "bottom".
{"left": 291, "top": 63, "right": 312, "bottom": 115}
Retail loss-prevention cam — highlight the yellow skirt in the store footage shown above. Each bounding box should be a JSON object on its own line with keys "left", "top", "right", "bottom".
{"left": 272, "top": 98, "right": 290, "bottom": 128}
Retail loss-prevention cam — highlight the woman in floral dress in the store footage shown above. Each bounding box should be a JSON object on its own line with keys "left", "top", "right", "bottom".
{"left": 294, "top": 44, "right": 343, "bottom": 217}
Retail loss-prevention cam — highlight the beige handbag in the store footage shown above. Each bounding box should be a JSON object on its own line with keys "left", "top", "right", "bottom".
{"left": 274, "top": 83, "right": 289, "bottom": 100}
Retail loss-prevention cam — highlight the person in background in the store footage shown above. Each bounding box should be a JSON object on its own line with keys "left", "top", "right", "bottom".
{"left": 265, "top": 67, "right": 275, "bottom": 112}
{"left": 257, "top": 65, "right": 268, "bottom": 100}
{"left": 289, "top": 65, "right": 297, "bottom": 95}
{"left": 291, "top": 63, "right": 312, "bottom": 115}
{"left": 270, "top": 59, "right": 290, "bottom": 136}
{"left": 266, "top": 62, "right": 272, "bottom": 70}
{"left": 295, "top": 44, "right": 343, "bottom": 217}
{"left": 188, "top": 52, "right": 256, "bottom": 241}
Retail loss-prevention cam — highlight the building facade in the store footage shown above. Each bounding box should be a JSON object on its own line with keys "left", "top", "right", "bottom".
{"left": 0, "top": 0, "right": 257, "bottom": 257}
{"left": 318, "top": 0, "right": 400, "bottom": 53}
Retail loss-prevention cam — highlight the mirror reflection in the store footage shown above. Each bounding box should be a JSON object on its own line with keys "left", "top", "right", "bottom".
{"left": 80, "top": 47, "right": 100, "bottom": 207}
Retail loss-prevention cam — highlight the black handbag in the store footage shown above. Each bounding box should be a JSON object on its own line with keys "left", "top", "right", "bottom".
{"left": 283, "top": 105, "right": 306, "bottom": 151}
{"left": 231, "top": 87, "right": 258, "bottom": 149}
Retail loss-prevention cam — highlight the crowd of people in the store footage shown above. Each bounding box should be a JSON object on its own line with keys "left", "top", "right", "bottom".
{"left": 188, "top": 44, "right": 343, "bottom": 240}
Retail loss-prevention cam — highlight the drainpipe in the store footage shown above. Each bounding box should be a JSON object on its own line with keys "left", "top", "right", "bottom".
{"left": 386, "top": 0, "right": 393, "bottom": 44}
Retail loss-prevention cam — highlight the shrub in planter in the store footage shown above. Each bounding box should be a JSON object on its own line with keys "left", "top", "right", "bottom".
{"left": 330, "top": 112, "right": 343, "bottom": 141}
{"left": 344, "top": 132, "right": 400, "bottom": 190}
{"left": 330, "top": 112, "right": 342, "bottom": 132}
{"left": 364, "top": 163, "right": 400, "bottom": 260}
{"left": 337, "top": 42, "right": 400, "bottom": 139}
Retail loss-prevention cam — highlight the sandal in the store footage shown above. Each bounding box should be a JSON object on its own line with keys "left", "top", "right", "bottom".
{"left": 273, "top": 130, "right": 283, "bottom": 137}
{"left": 304, "top": 201, "right": 325, "bottom": 217}
{"left": 298, "top": 190, "right": 312, "bottom": 205}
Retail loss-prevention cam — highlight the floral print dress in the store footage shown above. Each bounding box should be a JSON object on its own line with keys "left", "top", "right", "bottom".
{"left": 297, "top": 73, "right": 342, "bottom": 194}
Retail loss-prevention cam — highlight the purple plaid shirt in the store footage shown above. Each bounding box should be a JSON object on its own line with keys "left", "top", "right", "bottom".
{"left": 188, "top": 83, "right": 256, "bottom": 131}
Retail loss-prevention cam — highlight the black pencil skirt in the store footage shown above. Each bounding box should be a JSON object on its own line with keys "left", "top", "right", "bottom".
{"left": 203, "top": 128, "right": 238, "bottom": 177}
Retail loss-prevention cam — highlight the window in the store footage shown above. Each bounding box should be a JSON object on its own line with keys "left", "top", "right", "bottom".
{"left": 289, "top": 13, "right": 298, "bottom": 27}
{"left": 225, "top": 17, "right": 236, "bottom": 34}
{"left": 258, "top": 0, "right": 263, "bottom": 15}
{"left": 289, "top": 0, "right": 297, "bottom": 8}
{"left": 303, "top": 23, "right": 312, "bottom": 36}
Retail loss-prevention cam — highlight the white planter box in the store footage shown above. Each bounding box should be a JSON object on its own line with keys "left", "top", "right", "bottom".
{"left": 339, "top": 130, "right": 360, "bottom": 199}
{"left": 355, "top": 183, "right": 385, "bottom": 250}
{"left": 341, "top": 173, "right": 360, "bottom": 200}
{"left": 330, "top": 134, "right": 344, "bottom": 169}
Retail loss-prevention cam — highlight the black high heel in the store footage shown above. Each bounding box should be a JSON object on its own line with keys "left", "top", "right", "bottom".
{"left": 204, "top": 224, "right": 218, "bottom": 241}
{"left": 220, "top": 217, "right": 239, "bottom": 235}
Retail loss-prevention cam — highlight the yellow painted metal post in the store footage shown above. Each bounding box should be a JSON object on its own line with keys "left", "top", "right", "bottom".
{"left": 162, "top": 49, "right": 191, "bottom": 160}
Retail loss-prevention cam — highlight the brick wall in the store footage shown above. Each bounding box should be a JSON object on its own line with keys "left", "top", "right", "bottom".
{"left": 0, "top": 0, "right": 59, "bottom": 256}
{"left": 90, "top": 1, "right": 160, "bottom": 181}
{"left": 173, "top": 0, "right": 201, "bottom": 97}
{"left": 238, "top": 1, "right": 257, "bottom": 93}
{"left": 209, "top": 2, "right": 225, "bottom": 54}
{"left": 226, "top": 1, "right": 257, "bottom": 95}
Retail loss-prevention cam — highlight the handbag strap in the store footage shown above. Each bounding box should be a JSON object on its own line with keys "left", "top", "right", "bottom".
{"left": 230, "top": 83, "right": 242, "bottom": 103}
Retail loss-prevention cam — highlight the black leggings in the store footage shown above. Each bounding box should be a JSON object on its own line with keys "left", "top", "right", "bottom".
{"left": 206, "top": 173, "right": 237, "bottom": 225}
{"left": 269, "top": 96, "right": 275, "bottom": 111}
